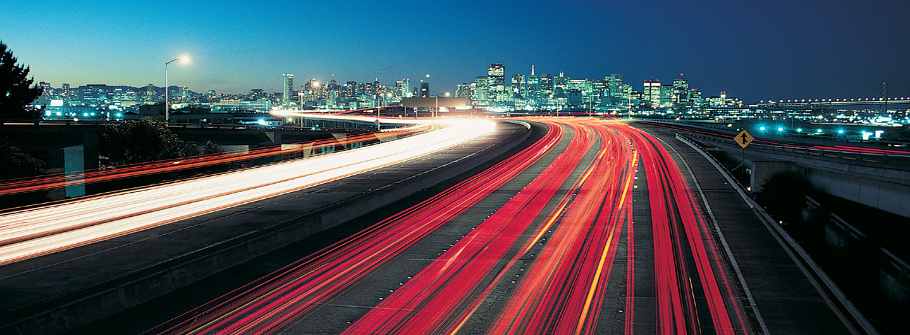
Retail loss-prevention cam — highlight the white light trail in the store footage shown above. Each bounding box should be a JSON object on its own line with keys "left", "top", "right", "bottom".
{"left": 0, "top": 119, "right": 496, "bottom": 265}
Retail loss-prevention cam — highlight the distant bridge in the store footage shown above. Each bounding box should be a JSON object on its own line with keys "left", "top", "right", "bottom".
{"left": 759, "top": 98, "right": 910, "bottom": 109}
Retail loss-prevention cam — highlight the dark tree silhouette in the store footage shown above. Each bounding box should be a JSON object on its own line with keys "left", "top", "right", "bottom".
{"left": 0, "top": 136, "right": 45, "bottom": 180}
{"left": 99, "top": 117, "right": 201, "bottom": 167}
{"left": 0, "top": 41, "right": 43, "bottom": 121}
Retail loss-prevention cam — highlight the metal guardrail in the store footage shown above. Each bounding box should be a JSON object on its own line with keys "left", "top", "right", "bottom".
{"left": 680, "top": 131, "right": 910, "bottom": 165}
{"left": 677, "top": 133, "right": 880, "bottom": 335}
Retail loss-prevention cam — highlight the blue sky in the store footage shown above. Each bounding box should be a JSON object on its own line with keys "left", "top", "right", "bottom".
{"left": 2, "top": 0, "right": 909, "bottom": 100}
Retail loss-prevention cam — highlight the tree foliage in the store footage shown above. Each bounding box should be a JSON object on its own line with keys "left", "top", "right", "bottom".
{"left": 0, "top": 41, "right": 42, "bottom": 121}
{"left": 100, "top": 117, "right": 201, "bottom": 166}
{"left": 0, "top": 136, "right": 45, "bottom": 180}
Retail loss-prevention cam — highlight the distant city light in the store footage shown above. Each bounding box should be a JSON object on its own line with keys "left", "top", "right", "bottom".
{"left": 797, "top": 128, "right": 803, "bottom": 132}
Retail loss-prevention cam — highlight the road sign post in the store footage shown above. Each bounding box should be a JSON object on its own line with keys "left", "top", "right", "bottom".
{"left": 734, "top": 130, "right": 754, "bottom": 183}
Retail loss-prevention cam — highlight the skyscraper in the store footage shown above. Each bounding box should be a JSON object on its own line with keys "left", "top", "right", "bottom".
{"left": 526, "top": 65, "right": 540, "bottom": 107}
{"left": 420, "top": 83, "right": 429, "bottom": 97}
{"left": 402, "top": 78, "right": 412, "bottom": 97}
{"left": 672, "top": 76, "right": 689, "bottom": 106}
{"left": 456, "top": 83, "right": 470, "bottom": 99}
{"left": 473, "top": 76, "right": 489, "bottom": 106}
{"left": 643, "top": 79, "right": 661, "bottom": 106}
{"left": 540, "top": 74, "right": 553, "bottom": 104}
{"left": 607, "top": 74, "right": 623, "bottom": 98}
{"left": 511, "top": 74, "right": 524, "bottom": 98}
{"left": 282, "top": 73, "right": 294, "bottom": 108}
{"left": 487, "top": 64, "right": 505, "bottom": 105}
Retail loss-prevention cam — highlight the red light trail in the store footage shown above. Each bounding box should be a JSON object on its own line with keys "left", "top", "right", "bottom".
{"left": 148, "top": 117, "right": 757, "bottom": 334}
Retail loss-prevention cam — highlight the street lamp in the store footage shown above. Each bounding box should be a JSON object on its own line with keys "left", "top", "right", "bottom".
{"left": 165, "top": 56, "right": 190, "bottom": 123}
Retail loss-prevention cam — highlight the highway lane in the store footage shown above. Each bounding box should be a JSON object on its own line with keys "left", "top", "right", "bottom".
{"left": 0, "top": 119, "right": 494, "bottom": 266}
{"left": 148, "top": 117, "right": 763, "bottom": 334}
{"left": 147, "top": 119, "right": 565, "bottom": 334}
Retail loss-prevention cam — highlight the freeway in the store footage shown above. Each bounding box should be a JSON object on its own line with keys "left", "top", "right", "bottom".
{"left": 0, "top": 120, "right": 493, "bottom": 266}
{"left": 144, "top": 117, "right": 790, "bottom": 334}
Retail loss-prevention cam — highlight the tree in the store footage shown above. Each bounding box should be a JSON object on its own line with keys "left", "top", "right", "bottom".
{"left": 100, "top": 117, "right": 200, "bottom": 167}
{"left": 0, "top": 41, "right": 43, "bottom": 121}
{"left": 0, "top": 136, "right": 45, "bottom": 179}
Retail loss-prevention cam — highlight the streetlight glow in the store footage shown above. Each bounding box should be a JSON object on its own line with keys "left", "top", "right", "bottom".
{"left": 164, "top": 55, "right": 190, "bottom": 123}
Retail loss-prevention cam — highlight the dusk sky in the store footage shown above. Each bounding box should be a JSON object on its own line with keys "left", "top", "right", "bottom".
{"left": 3, "top": 0, "right": 909, "bottom": 101}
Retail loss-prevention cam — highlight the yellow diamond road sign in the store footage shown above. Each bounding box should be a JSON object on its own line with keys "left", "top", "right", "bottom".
{"left": 734, "top": 130, "right": 754, "bottom": 149}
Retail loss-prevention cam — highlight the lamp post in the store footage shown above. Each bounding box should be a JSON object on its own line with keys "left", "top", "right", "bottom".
{"left": 164, "top": 56, "right": 189, "bottom": 123}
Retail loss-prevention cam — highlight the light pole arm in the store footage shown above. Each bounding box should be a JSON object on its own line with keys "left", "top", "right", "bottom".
{"left": 165, "top": 61, "right": 173, "bottom": 123}
{"left": 163, "top": 57, "right": 188, "bottom": 124}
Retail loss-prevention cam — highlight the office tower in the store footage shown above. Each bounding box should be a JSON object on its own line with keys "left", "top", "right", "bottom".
{"left": 660, "top": 84, "right": 674, "bottom": 106}
{"left": 554, "top": 72, "right": 569, "bottom": 92}
{"left": 688, "top": 88, "right": 703, "bottom": 106}
{"left": 488, "top": 63, "right": 505, "bottom": 104}
{"left": 420, "top": 83, "right": 429, "bottom": 97}
{"left": 511, "top": 74, "right": 524, "bottom": 97}
{"left": 608, "top": 74, "right": 623, "bottom": 98}
{"left": 591, "top": 80, "right": 606, "bottom": 105}
{"left": 673, "top": 76, "right": 689, "bottom": 105}
{"left": 526, "top": 65, "right": 540, "bottom": 106}
{"left": 402, "top": 78, "right": 411, "bottom": 97}
{"left": 456, "top": 83, "right": 470, "bottom": 99}
{"left": 282, "top": 73, "right": 294, "bottom": 108}
{"left": 473, "top": 76, "right": 489, "bottom": 106}
{"left": 345, "top": 81, "right": 357, "bottom": 98}
{"left": 643, "top": 80, "right": 661, "bottom": 106}
{"left": 540, "top": 74, "right": 553, "bottom": 104}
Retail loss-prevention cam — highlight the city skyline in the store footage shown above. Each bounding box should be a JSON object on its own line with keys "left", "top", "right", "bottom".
{"left": 3, "top": 0, "right": 909, "bottom": 100}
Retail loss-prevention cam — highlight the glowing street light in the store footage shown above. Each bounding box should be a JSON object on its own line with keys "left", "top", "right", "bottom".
{"left": 165, "top": 55, "right": 190, "bottom": 123}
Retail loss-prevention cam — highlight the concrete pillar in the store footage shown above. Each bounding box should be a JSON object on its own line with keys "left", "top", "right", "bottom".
{"left": 63, "top": 145, "right": 86, "bottom": 198}
{"left": 265, "top": 131, "right": 281, "bottom": 145}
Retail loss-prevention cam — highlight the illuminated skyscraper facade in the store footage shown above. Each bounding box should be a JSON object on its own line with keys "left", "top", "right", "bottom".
{"left": 488, "top": 63, "right": 505, "bottom": 105}
{"left": 539, "top": 74, "right": 553, "bottom": 104}
{"left": 643, "top": 80, "right": 661, "bottom": 106}
{"left": 673, "top": 77, "right": 689, "bottom": 106}
{"left": 282, "top": 73, "right": 294, "bottom": 108}
{"left": 525, "top": 65, "right": 540, "bottom": 107}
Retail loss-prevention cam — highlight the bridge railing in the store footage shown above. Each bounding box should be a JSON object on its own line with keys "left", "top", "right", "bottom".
{"left": 676, "top": 133, "right": 880, "bottom": 335}
{"left": 679, "top": 131, "right": 910, "bottom": 166}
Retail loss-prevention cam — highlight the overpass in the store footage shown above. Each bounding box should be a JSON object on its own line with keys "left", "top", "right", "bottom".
{"left": 648, "top": 121, "right": 910, "bottom": 218}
